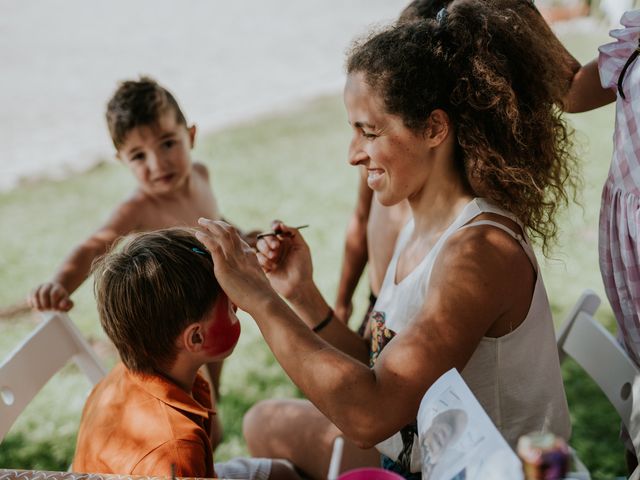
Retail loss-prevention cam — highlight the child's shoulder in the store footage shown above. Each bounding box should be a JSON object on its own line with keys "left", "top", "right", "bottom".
{"left": 191, "top": 161, "right": 211, "bottom": 181}
{"left": 104, "top": 190, "right": 154, "bottom": 231}
{"left": 118, "top": 189, "right": 154, "bottom": 213}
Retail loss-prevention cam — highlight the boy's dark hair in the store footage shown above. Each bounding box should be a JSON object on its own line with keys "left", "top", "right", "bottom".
{"left": 93, "top": 228, "right": 221, "bottom": 374}
{"left": 348, "top": 0, "right": 578, "bottom": 255}
{"left": 106, "top": 76, "right": 187, "bottom": 150}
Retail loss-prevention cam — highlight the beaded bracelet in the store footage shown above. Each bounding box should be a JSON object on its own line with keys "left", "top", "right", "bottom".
{"left": 312, "top": 308, "right": 334, "bottom": 333}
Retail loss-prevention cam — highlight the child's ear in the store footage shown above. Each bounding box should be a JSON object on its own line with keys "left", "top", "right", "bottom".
{"left": 183, "top": 323, "right": 204, "bottom": 352}
{"left": 188, "top": 124, "right": 197, "bottom": 148}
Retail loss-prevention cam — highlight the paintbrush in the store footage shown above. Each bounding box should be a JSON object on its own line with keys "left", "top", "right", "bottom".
{"left": 256, "top": 224, "right": 309, "bottom": 239}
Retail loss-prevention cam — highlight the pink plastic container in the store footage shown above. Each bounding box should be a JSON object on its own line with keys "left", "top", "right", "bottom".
{"left": 338, "top": 467, "right": 405, "bottom": 480}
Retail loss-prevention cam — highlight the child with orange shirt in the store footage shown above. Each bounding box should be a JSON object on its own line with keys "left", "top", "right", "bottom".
{"left": 72, "top": 228, "right": 297, "bottom": 480}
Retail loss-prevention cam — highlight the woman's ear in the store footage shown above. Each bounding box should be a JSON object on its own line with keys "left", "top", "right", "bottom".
{"left": 182, "top": 323, "right": 204, "bottom": 353}
{"left": 425, "top": 109, "right": 451, "bottom": 147}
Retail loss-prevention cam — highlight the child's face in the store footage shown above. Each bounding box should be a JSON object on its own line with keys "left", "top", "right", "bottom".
{"left": 202, "top": 294, "right": 241, "bottom": 360}
{"left": 117, "top": 110, "right": 196, "bottom": 196}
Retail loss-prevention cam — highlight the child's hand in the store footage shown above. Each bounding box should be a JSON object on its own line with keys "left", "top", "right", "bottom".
{"left": 256, "top": 221, "right": 314, "bottom": 302}
{"left": 28, "top": 281, "right": 74, "bottom": 311}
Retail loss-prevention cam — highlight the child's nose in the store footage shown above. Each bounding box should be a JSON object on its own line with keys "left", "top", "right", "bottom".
{"left": 148, "top": 151, "right": 169, "bottom": 172}
{"left": 146, "top": 152, "right": 160, "bottom": 171}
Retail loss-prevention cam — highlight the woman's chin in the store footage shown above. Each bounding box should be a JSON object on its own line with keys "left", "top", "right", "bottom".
{"left": 376, "top": 193, "right": 403, "bottom": 207}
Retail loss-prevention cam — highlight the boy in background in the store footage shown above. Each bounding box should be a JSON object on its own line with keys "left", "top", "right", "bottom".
{"left": 72, "top": 229, "right": 298, "bottom": 480}
{"left": 29, "top": 77, "right": 256, "bottom": 448}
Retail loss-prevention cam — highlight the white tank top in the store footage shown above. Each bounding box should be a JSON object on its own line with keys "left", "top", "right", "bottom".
{"left": 372, "top": 198, "right": 571, "bottom": 473}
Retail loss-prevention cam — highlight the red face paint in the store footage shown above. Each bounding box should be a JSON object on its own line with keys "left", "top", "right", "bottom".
{"left": 203, "top": 294, "right": 241, "bottom": 358}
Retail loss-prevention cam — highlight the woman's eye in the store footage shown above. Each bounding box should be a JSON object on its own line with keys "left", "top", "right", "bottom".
{"left": 362, "top": 131, "right": 377, "bottom": 139}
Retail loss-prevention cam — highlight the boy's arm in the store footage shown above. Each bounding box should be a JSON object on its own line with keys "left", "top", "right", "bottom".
{"left": 334, "top": 171, "right": 372, "bottom": 324}
{"left": 563, "top": 59, "right": 617, "bottom": 113}
{"left": 29, "top": 199, "right": 141, "bottom": 311}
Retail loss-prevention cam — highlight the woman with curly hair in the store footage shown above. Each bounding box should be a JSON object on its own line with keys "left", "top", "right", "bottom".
{"left": 196, "top": 0, "right": 578, "bottom": 478}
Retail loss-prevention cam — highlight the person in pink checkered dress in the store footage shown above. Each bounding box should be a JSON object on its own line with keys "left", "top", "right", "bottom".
{"left": 566, "top": 11, "right": 640, "bottom": 366}
{"left": 598, "top": 10, "right": 640, "bottom": 368}
{"left": 564, "top": 9, "right": 640, "bottom": 474}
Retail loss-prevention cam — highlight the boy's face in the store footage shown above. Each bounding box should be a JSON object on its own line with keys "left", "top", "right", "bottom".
{"left": 202, "top": 294, "right": 241, "bottom": 360}
{"left": 117, "top": 110, "right": 196, "bottom": 196}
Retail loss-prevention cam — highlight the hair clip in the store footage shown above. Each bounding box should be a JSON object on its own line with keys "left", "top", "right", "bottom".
{"left": 192, "top": 247, "right": 208, "bottom": 256}
{"left": 436, "top": 7, "right": 448, "bottom": 26}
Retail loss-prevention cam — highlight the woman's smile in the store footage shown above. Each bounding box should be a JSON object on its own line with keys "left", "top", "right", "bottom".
{"left": 367, "top": 168, "right": 385, "bottom": 189}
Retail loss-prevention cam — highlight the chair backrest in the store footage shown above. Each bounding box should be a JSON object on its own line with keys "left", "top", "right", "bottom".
{"left": 0, "top": 311, "right": 107, "bottom": 442}
{"left": 557, "top": 290, "right": 639, "bottom": 439}
{"left": 556, "top": 289, "right": 601, "bottom": 363}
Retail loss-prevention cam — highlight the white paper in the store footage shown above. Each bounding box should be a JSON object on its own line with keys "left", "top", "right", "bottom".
{"left": 417, "top": 369, "right": 524, "bottom": 480}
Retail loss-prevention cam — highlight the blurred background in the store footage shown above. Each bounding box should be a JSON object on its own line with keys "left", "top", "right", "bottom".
{"left": 0, "top": 0, "right": 634, "bottom": 477}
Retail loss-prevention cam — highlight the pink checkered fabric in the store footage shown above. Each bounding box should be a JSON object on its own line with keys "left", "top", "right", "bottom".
{"left": 598, "top": 9, "right": 640, "bottom": 367}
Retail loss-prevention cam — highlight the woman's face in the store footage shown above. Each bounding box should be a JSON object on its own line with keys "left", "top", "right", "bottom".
{"left": 344, "top": 72, "right": 431, "bottom": 206}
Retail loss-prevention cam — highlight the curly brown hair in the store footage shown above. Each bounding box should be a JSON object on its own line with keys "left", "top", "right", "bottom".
{"left": 347, "top": 0, "right": 578, "bottom": 253}
{"left": 398, "top": 0, "right": 578, "bottom": 105}
{"left": 106, "top": 76, "right": 188, "bottom": 150}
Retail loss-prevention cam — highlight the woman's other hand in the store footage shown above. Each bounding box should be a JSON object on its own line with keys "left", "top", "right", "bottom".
{"left": 256, "top": 221, "right": 314, "bottom": 303}
{"left": 196, "top": 218, "right": 274, "bottom": 314}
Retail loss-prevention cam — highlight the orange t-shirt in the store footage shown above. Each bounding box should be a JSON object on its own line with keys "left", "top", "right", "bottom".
{"left": 72, "top": 363, "right": 215, "bottom": 477}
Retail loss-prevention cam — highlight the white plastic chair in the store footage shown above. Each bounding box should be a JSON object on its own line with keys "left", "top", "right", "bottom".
{"left": 0, "top": 311, "right": 107, "bottom": 442}
{"left": 556, "top": 289, "right": 602, "bottom": 364}
{"left": 556, "top": 289, "right": 639, "bottom": 455}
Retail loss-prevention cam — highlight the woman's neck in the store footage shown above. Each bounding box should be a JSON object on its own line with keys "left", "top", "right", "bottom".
{"left": 409, "top": 166, "right": 474, "bottom": 236}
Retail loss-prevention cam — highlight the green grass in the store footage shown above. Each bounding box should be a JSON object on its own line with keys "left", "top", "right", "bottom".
{"left": 0, "top": 27, "right": 629, "bottom": 478}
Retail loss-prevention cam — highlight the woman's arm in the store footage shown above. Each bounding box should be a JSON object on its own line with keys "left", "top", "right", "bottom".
{"left": 251, "top": 221, "right": 371, "bottom": 362}
{"left": 196, "top": 219, "right": 529, "bottom": 447}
